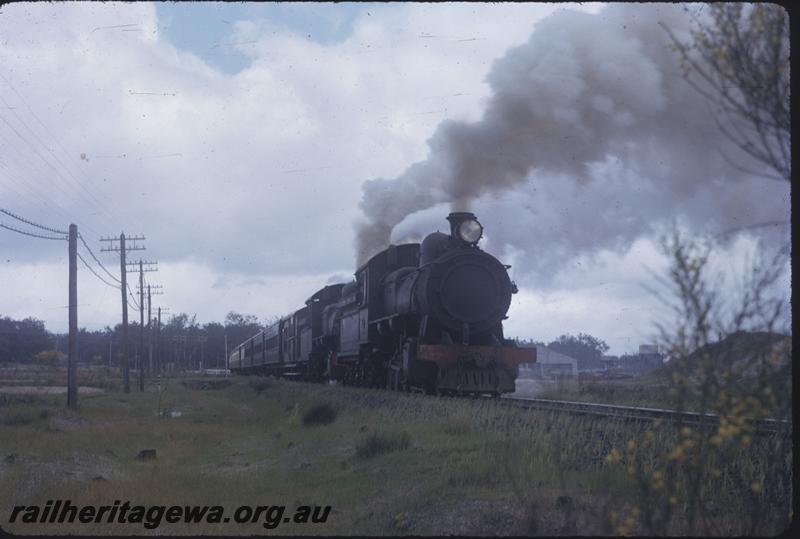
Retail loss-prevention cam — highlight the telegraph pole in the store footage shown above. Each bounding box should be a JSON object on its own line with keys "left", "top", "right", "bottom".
{"left": 67, "top": 224, "right": 78, "bottom": 410}
{"left": 138, "top": 261, "right": 144, "bottom": 391}
{"left": 100, "top": 233, "right": 145, "bottom": 393}
{"left": 148, "top": 285, "right": 152, "bottom": 373}
{"left": 198, "top": 335, "right": 207, "bottom": 371}
{"left": 138, "top": 284, "right": 163, "bottom": 374}
{"left": 128, "top": 260, "right": 158, "bottom": 391}
{"left": 156, "top": 307, "right": 169, "bottom": 373}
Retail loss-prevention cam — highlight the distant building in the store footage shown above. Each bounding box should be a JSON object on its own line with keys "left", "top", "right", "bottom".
{"left": 601, "top": 355, "right": 621, "bottom": 370}
{"left": 598, "top": 345, "right": 665, "bottom": 376}
{"left": 518, "top": 345, "right": 578, "bottom": 379}
{"left": 639, "top": 344, "right": 660, "bottom": 355}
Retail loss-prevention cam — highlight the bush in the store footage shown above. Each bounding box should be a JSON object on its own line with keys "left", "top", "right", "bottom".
{"left": 0, "top": 394, "right": 37, "bottom": 408}
{"left": 355, "top": 431, "right": 411, "bottom": 459}
{"left": 33, "top": 350, "right": 63, "bottom": 367}
{"left": 2, "top": 412, "right": 34, "bottom": 426}
{"left": 248, "top": 378, "right": 272, "bottom": 394}
{"left": 302, "top": 403, "right": 337, "bottom": 426}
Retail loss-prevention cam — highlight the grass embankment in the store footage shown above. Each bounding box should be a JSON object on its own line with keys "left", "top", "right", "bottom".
{"left": 0, "top": 370, "right": 791, "bottom": 535}
{"left": 525, "top": 376, "right": 673, "bottom": 409}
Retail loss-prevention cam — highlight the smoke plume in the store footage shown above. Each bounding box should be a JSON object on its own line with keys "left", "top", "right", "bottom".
{"left": 354, "top": 4, "right": 789, "bottom": 271}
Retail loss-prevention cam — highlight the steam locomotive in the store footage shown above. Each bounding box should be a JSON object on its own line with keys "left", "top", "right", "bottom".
{"left": 228, "top": 212, "right": 536, "bottom": 395}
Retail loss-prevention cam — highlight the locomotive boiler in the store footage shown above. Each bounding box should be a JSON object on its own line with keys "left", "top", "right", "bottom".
{"left": 228, "top": 212, "right": 535, "bottom": 395}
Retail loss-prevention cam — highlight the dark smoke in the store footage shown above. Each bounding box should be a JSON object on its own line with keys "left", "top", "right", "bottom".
{"left": 354, "top": 4, "right": 788, "bottom": 269}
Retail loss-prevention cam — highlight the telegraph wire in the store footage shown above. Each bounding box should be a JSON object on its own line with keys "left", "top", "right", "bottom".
{"left": 0, "top": 156, "right": 85, "bottom": 228}
{"left": 127, "top": 282, "right": 140, "bottom": 310}
{"left": 0, "top": 221, "right": 66, "bottom": 241}
{"left": 0, "top": 72, "right": 139, "bottom": 233}
{"left": 0, "top": 87, "right": 115, "bottom": 222}
{"left": 0, "top": 126, "right": 103, "bottom": 240}
{"left": 77, "top": 251, "right": 120, "bottom": 290}
{"left": 78, "top": 233, "right": 121, "bottom": 283}
{"left": 0, "top": 114, "right": 105, "bottom": 240}
{"left": 0, "top": 207, "right": 68, "bottom": 235}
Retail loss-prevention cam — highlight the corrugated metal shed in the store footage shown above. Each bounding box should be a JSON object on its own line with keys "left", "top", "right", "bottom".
{"left": 518, "top": 345, "right": 578, "bottom": 378}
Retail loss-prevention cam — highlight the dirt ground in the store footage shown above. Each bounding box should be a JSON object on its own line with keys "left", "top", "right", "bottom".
{"left": 0, "top": 386, "right": 105, "bottom": 395}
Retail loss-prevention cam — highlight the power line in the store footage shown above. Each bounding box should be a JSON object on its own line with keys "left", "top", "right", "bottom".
{"left": 78, "top": 233, "right": 121, "bottom": 283}
{"left": 0, "top": 71, "right": 141, "bottom": 233}
{"left": 0, "top": 84, "right": 120, "bottom": 230}
{"left": 0, "top": 127, "right": 103, "bottom": 240}
{"left": 0, "top": 154, "right": 87, "bottom": 229}
{"left": 127, "top": 282, "right": 140, "bottom": 310}
{"left": 0, "top": 207, "right": 68, "bottom": 235}
{"left": 0, "top": 113, "right": 107, "bottom": 236}
{"left": 0, "top": 221, "right": 66, "bottom": 241}
{"left": 77, "top": 251, "right": 120, "bottom": 290}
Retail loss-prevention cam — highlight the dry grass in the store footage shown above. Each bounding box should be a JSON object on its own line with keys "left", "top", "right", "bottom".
{"left": 0, "top": 369, "right": 791, "bottom": 536}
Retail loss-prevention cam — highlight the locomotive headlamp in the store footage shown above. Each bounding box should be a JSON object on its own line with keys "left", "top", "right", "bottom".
{"left": 457, "top": 219, "right": 483, "bottom": 244}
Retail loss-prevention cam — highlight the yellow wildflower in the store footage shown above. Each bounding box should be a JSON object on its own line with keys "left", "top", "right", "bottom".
{"left": 606, "top": 448, "right": 622, "bottom": 464}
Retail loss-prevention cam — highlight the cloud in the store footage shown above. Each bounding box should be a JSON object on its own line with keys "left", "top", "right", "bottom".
{"left": 354, "top": 3, "right": 789, "bottom": 275}
{"left": 0, "top": 3, "right": 789, "bottom": 354}
{"left": 0, "top": 1, "right": 566, "bottom": 273}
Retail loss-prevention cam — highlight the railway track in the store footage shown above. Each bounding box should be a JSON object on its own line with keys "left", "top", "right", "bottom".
{"left": 502, "top": 395, "right": 791, "bottom": 434}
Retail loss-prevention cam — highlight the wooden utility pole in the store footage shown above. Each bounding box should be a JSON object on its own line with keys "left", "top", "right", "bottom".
{"left": 156, "top": 307, "right": 161, "bottom": 373}
{"left": 138, "top": 260, "right": 144, "bottom": 391}
{"left": 224, "top": 333, "right": 228, "bottom": 370}
{"left": 120, "top": 235, "right": 129, "bottom": 392}
{"left": 139, "top": 284, "right": 163, "bottom": 373}
{"left": 101, "top": 233, "right": 145, "bottom": 393}
{"left": 67, "top": 224, "right": 78, "bottom": 410}
{"left": 126, "top": 259, "right": 157, "bottom": 391}
{"left": 198, "top": 335, "right": 207, "bottom": 371}
{"left": 155, "top": 307, "right": 169, "bottom": 373}
{"left": 148, "top": 289, "right": 153, "bottom": 373}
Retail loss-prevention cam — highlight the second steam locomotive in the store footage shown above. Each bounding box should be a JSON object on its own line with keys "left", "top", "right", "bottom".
{"left": 228, "top": 212, "right": 535, "bottom": 395}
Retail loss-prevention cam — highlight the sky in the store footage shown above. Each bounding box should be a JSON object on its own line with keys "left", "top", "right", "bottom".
{"left": 0, "top": 2, "right": 790, "bottom": 355}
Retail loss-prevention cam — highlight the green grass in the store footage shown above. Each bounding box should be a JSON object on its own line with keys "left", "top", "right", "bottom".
{"left": 301, "top": 402, "right": 337, "bottom": 427}
{"left": 0, "top": 371, "right": 791, "bottom": 535}
{"left": 355, "top": 431, "right": 410, "bottom": 459}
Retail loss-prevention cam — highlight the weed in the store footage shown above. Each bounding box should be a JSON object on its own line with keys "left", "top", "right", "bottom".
{"left": 2, "top": 412, "right": 34, "bottom": 426}
{"left": 248, "top": 378, "right": 272, "bottom": 394}
{"left": 301, "top": 402, "right": 337, "bottom": 426}
{"left": 355, "top": 431, "right": 411, "bottom": 459}
{"left": 0, "top": 394, "right": 38, "bottom": 407}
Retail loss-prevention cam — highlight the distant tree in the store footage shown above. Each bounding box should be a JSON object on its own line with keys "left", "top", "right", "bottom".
{"left": 224, "top": 311, "right": 260, "bottom": 328}
{"left": 663, "top": 4, "right": 789, "bottom": 182}
{"left": 0, "top": 316, "right": 53, "bottom": 363}
{"left": 33, "top": 349, "right": 63, "bottom": 367}
{"left": 202, "top": 322, "right": 227, "bottom": 369}
{"left": 547, "top": 333, "right": 610, "bottom": 370}
{"left": 223, "top": 311, "right": 264, "bottom": 352}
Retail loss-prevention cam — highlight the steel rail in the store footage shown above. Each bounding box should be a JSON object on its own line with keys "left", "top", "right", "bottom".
{"left": 502, "top": 395, "right": 790, "bottom": 434}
